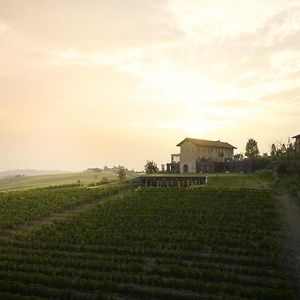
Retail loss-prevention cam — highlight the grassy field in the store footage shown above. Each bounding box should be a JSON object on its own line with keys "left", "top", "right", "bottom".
{"left": 0, "top": 171, "right": 120, "bottom": 191}
{"left": 206, "top": 172, "right": 275, "bottom": 189}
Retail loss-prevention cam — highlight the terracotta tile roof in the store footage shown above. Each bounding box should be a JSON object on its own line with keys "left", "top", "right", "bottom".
{"left": 176, "top": 137, "right": 237, "bottom": 149}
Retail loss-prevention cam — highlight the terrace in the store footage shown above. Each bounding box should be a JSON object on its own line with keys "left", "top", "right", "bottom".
{"left": 131, "top": 175, "right": 207, "bottom": 187}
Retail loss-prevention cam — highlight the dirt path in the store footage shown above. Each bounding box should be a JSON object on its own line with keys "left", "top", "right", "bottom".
{"left": 0, "top": 193, "right": 124, "bottom": 238}
{"left": 274, "top": 188, "right": 300, "bottom": 298}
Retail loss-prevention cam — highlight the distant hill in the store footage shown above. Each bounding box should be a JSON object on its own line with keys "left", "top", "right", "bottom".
{"left": 0, "top": 170, "right": 121, "bottom": 191}
{"left": 0, "top": 169, "right": 69, "bottom": 179}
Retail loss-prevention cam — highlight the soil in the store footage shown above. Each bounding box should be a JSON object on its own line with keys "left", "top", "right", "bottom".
{"left": 274, "top": 186, "right": 300, "bottom": 299}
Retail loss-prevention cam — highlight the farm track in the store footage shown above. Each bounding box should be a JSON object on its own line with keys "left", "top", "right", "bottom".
{"left": 274, "top": 188, "right": 300, "bottom": 298}
{"left": 0, "top": 192, "right": 124, "bottom": 238}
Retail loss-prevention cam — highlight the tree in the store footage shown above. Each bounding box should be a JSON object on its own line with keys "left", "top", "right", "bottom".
{"left": 144, "top": 160, "right": 159, "bottom": 174}
{"left": 281, "top": 143, "right": 287, "bottom": 154}
{"left": 287, "top": 142, "right": 295, "bottom": 153}
{"left": 251, "top": 155, "right": 271, "bottom": 171}
{"left": 234, "top": 153, "right": 244, "bottom": 160}
{"left": 245, "top": 138, "right": 259, "bottom": 159}
{"left": 270, "top": 144, "right": 277, "bottom": 158}
{"left": 117, "top": 166, "right": 126, "bottom": 180}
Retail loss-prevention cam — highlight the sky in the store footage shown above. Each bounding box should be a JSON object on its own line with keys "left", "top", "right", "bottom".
{"left": 0, "top": 0, "right": 300, "bottom": 171}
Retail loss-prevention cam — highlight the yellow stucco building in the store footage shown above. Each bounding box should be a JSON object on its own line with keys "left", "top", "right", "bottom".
{"left": 176, "top": 138, "right": 236, "bottom": 173}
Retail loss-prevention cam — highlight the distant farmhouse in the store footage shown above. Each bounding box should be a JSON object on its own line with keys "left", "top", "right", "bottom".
{"left": 167, "top": 137, "right": 250, "bottom": 173}
{"left": 293, "top": 134, "right": 300, "bottom": 152}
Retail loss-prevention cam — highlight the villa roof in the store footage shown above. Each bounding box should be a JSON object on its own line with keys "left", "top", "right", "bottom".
{"left": 176, "top": 137, "right": 237, "bottom": 149}
{"left": 292, "top": 134, "right": 300, "bottom": 138}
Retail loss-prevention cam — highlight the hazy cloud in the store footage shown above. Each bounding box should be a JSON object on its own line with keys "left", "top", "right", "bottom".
{"left": 261, "top": 87, "right": 300, "bottom": 103}
{"left": 271, "top": 49, "right": 300, "bottom": 74}
{"left": 165, "top": 0, "right": 299, "bottom": 44}
{"left": 0, "top": 21, "right": 9, "bottom": 32}
{"left": 1, "top": 0, "right": 300, "bottom": 170}
{"left": 50, "top": 48, "right": 143, "bottom": 68}
{"left": 0, "top": 110, "right": 9, "bottom": 115}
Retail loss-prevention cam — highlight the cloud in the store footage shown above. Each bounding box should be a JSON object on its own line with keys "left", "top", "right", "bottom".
{"left": 0, "top": 22, "right": 9, "bottom": 33}
{"left": 261, "top": 87, "right": 300, "bottom": 104}
{"left": 49, "top": 49, "right": 103, "bottom": 66}
{"left": 129, "top": 121, "right": 145, "bottom": 127}
{"left": 154, "top": 115, "right": 234, "bottom": 136}
{"left": 270, "top": 49, "right": 300, "bottom": 74}
{"left": 47, "top": 0, "right": 300, "bottom": 137}
{"left": 5, "top": 2, "right": 300, "bottom": 150}
{"left": 253, "top": 7, "right": 300, "bottom": 47}
{"left": 0, "top": 0, "right": 182, "bottom": 50}
{"left": 48, "top": 0, "right": 300, "bottom": 108}
{"left": 164, "top": 0, "right": 299, "bottom": 44}
{"left": 49, "top": 48, "right": 143, "bottom": 68}
{"left": 206, "top": 99, "right": 252, "bottom": 108}
{"left": 0, "top": 110, "right": 9, "bottom": 115}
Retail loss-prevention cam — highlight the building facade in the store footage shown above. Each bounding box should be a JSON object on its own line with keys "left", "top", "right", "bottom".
{"left": 167, "top": 138, "right": 237, "bottom": 173}
{"left": 293, "top": 134, "right": 300, "bottom": 152}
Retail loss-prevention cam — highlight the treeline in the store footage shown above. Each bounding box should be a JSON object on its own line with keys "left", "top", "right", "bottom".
{"left": 86, "top": 166, "right": 135, "bottom": 173}
{"left": 238, "top": 138, "right": 300, "bottom": 174}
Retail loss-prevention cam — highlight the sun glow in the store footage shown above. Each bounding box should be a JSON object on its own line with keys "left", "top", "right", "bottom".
{"left": 1, "top": 0, "right": 300, "bottom": 171}
{"left": 136, "top": 66, "right": 238, "bottom": 104}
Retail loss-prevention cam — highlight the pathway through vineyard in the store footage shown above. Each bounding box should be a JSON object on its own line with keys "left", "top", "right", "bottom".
{"left": 274, "top": 187, "right": 300, "bottom": 299}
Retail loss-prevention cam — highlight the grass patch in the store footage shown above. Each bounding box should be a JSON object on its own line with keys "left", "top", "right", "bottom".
{"left": 0, "top": 171, "right": 119, "bottom": 191}
{"left": 206, "top": 173, "right": 275, "bottom": 189}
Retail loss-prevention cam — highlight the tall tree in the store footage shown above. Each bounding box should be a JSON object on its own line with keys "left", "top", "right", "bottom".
{"left": 245, "top": 138, "right": 259, "bottom": 159}
{"left": 117, "top": 166, "right": 126, "bottom": 180}
{"left": 144, "top": 160, "right": 159, "bottom": 174}
{"left": 270, "top": 144, "right": 277, "bottom": 158}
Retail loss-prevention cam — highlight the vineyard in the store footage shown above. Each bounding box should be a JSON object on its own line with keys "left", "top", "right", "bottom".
{"left": 0, "top": 185, "right": 129, "bottom": 230}
{"left": 0, "top": 186, "right": 294, "bottom": 299}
